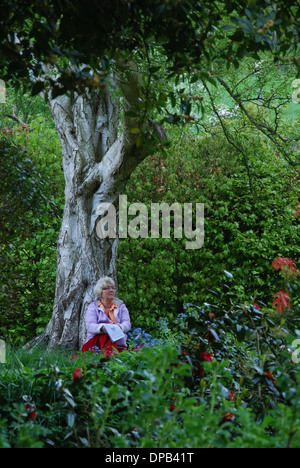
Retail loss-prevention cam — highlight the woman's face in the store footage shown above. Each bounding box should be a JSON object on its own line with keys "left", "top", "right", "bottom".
{"left": 101, "top": 282, "right": 115, "bottom": 301}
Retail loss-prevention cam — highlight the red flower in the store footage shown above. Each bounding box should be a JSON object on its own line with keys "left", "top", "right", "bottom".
{"left": 220, "top": 412, "right": 235, "bottom": 424}
{"left": 228, "top": 391, "right": 236, "bottom": 401}
{"left": 294, "top": 204, "right": 300, "bottom": 216}
{"left": 263, "top": 372, "right": 276, "bottom": 385}
{"left": 24, "top": 403, "right": 37, "bottom": 421}
{"left": 271, "top": 257, "right": 297, "bottom": 272}
{"left": 272, "top": 290, "right": 291, "bottom": 315}
{"left": 208, "top": 330, "right": 216, "bottom": 343}
{"left": 192, "top": 366, "right": 205, "bottom": 377}
{"left": 72, "top": 368, "right": 83, "bottom": 381}
{"left": 199, "top": 352, "right": 213, "bottom": 362}
{"left": 263, "top": 371, "right": 274, "bottom": 380}
{"left": 253, "top": 303, "right": 260, "bottom": 311}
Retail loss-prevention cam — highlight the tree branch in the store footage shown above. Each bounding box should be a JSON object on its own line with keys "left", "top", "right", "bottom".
{"left": 3, "top": 113, "right": 28, "bottom": 128}
{"left": 216, "top": 76, "right": 287, "bottom": 143}
{"left": 216, "top": 76, "right": 298, "bottom": 166}
{"left": 114, "top": 58, "right": 168, "bottom": 174}
{"left": 201, "top": 78, "right": 254, "bottom": 193}
{"left": 77, "top": 161, "right": 103, "bottom": 196}
{"left": 115, "top": 59, "right": 145, "bottom": 149}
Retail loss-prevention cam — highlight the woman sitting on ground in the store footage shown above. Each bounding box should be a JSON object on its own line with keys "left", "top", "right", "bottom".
{"left": 82, "top": 276, "right": 131, "bottom": 354}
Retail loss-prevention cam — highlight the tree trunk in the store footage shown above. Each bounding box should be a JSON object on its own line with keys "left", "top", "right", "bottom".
{"left": 29, "top": 62, "right": 164, "bottom": 350}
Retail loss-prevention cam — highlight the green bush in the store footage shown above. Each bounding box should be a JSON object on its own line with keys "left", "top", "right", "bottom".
{"left": 0, "top": 117, "right": 64, "bottom": 342}
{"left": 1, "top": 320, "right": 300, "bottom": 448}
{"left": 1, "top": 256, "right": 299, "bottom": 447}
{"left": 118, "top": 127, "right": 299, "bottom": 333}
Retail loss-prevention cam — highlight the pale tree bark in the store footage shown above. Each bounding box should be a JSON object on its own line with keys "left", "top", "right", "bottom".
{"left": 30, "top": 61, "right": 165, "bottom": 349}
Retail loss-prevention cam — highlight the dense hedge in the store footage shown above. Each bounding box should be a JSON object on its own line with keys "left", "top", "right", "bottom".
{"left": 0, "top": 121, "right": 64, "bottom": 341}
{"left": 118, "top": 128, "right": 299, "bottom": 332}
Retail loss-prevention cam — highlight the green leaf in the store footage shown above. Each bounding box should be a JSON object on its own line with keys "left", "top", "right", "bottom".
{"left": 79, "top": 437, "right": 89, "bottom": 447}
{"left": 209, "top": 329, "right": 220, "bottom": 342}
{"left": 157, "top": 35, "right": 169, "bottom": 45}
{"left": 31, "top": 81, "right": 45, "bottom": 96}
{"left": 224, "top": 270, "right": 233, "bottom": 279}
{"left": 120, "top": 370, "right": 134, "bottom": 383}
{"left": 67, "top": 411, "right": 75, "bottom": 428}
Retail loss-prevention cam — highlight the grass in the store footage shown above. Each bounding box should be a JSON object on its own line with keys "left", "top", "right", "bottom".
{"left": 1, "top": 344, "right": 78, "bottom": 372}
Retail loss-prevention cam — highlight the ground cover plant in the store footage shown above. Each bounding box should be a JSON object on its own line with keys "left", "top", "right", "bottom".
{"left": 0, "top": 268, "right": 300, "bottom": 448}
{"left": 1, "top": 251, "right": 300, "bottom": 448}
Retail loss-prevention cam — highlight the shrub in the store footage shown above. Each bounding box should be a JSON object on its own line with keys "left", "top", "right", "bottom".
{"left": 1, "top": 252, "right": 299, "bottom": 448}
{"left": 118, "top": 128, "right": 299, "bottom": 333}
{"left": 1, "top": 327, "right": 300, "bottom": 448}
{"left": 0, "top": 118, "right": 64, "bottom": 341}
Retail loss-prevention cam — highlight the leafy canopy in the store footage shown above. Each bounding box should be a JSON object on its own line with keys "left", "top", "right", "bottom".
{"left": 1, "top": 0, "right": 299, "bottom": 102}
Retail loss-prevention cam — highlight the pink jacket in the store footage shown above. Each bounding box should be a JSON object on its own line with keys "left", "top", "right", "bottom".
{"left": 84, "top": 299, "right": 131, "bottom": 348}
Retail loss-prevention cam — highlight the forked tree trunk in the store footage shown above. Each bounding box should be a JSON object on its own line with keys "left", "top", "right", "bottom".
{"left": 30, "top": 62, "right": 165, "bottom": 350}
